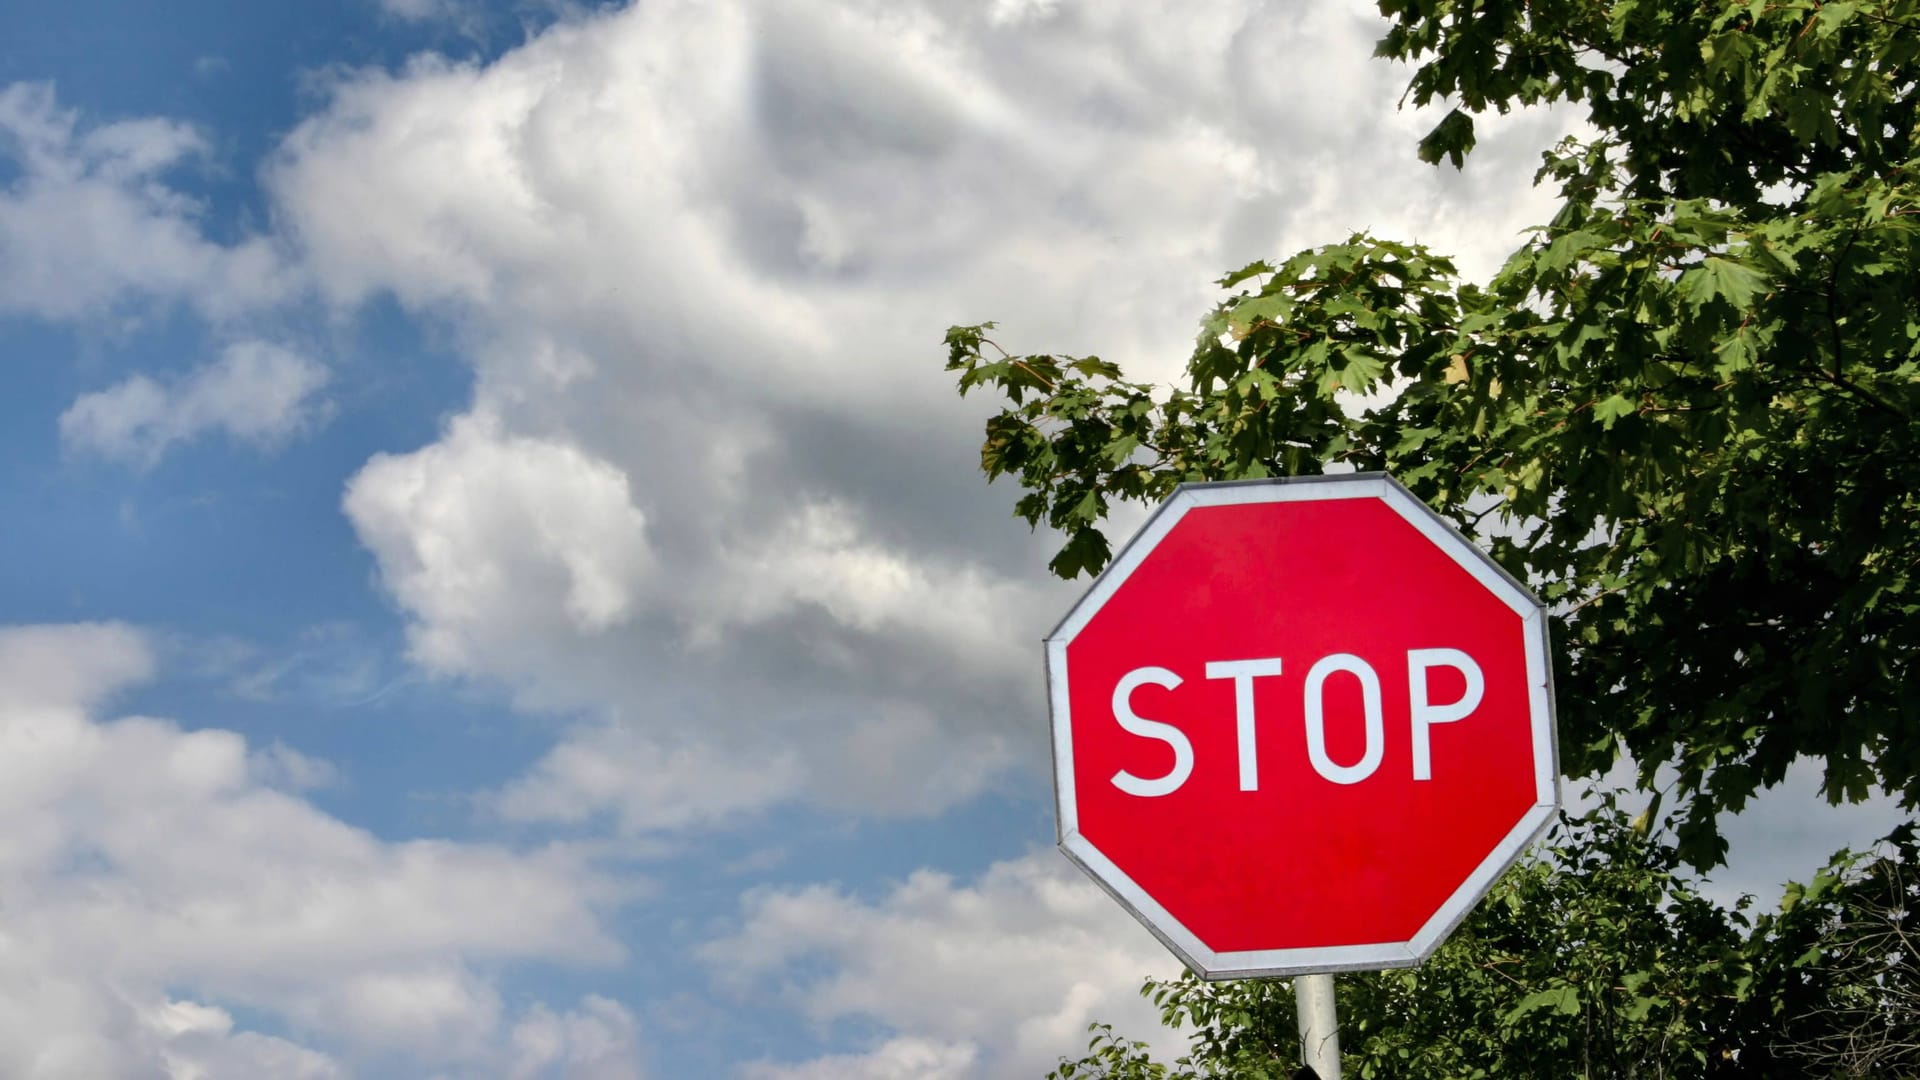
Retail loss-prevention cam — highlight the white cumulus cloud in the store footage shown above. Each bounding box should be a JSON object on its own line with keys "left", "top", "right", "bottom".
{"left": 495, "top": 722, "right": 806, "bottom": 835}
{"left": 60, "top": 340, "right": 330, "bottom": 466}
{"left": 508, "top": 995, "right": 645, "bottom": 1080}
{"left": 273, "top": 0, "right": 1575, "bottom": 825}
{"left": 0, "top": 622, "right": 637, "bottom": 1075}
{"left": 704, "top": 850, "right": 1184, "bottom": 1079}
{"left": 0, "top": 82, "right": 293, "bottom": 322}
{"left": 343, "top": 411, "right": 656, "bottom": 673}
{"left": 740, "top": 1037, "right": 978, "bottom": 1080}
{"left": 146, "top": 998, "right": 345, "bottom": 1080}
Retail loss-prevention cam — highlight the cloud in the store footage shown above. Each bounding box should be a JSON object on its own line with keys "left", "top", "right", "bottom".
{"left": 508, "top": 996, "right": 645, "bottom": 1080}
{"left": 703, "top": 850, "right": 1184, "bottom": 1078}
{"left": 0, "top": 622, "right": 635, "bottom": 1074}
{"left": 21, "top": 0, "right": 1581, "bottom": 890}
{"left": 1573, "top": 758, "right": 1911, "bottom": 909}
{"left": 0, "top": 0, "right": 1582, "bottom": 839}
{"left": 0, "top": 82, "right": 292, "bottom": 321}
{"left": 59, "top": 340, "right": 330, "bottom": 466}
{"left": 342, "top": 410, "right": 656, "bottom": 673}
{"left": 146, "top": 999, "right": 344, "bottom": 1080}
{"left": 708, "top": 786, "right": 1913, "bottom": 1077}
{"left": 271, "top": 0, "right": 1578, "bottom": 829}
{"left": 1709, "top": 761, "right": 1907, "bottom": 902}
{"left": 0, "top": 620, "right": 154, "bottom": 711}
{"left": 740, "top": 1037, "right": 978, "bottom": 1080}
{"left": 378, "top": 0, "right": 455, "bottom": 19}
{"left": 342, "top": 409, "right": 1046, "bottom": 825}
{"left": 494, "top": 721, "right": 806, "bottom": 835}
{"left": 0, "top": 985, "right": 348, "bottom": 1080}
{"left": 205, "top": 620, "right": 397, "bottom": 708}
{"left": 692, "top": 500, "right": 1038, "bottom": 680}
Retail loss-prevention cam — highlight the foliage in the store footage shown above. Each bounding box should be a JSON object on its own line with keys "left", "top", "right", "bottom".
{"left": 1048, "top": 805, "right": 1919, "bottom": 1080}
{"left": 944, "top": 0, "right": 1920, "bottom": 864}
{"left": 1768, "top": 822, "right": 1920, "bottom": 1075}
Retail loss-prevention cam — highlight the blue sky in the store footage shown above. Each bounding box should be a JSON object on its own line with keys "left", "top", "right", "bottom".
{"left": 0, "top": 1, "right": 1906, "bottom": 1077}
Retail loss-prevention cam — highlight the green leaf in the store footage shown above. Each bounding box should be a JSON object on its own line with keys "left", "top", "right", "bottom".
{"left": 1677, "top": 256, "right": 1769, "bottom": 313}
{"left": 1537, "top": 229, "right": 1607, "bottom": 275}
{"left": 1225, "top": 294, "right": 1293, "bottom": 340}
{"left": 1217, "top": 261, "right": 1276, "bottom": 288}
{"left": 1070, "top": 356, "right": 1125, "bottom": 380}
{"left": 1048, "top": 528, "right": 1111, "bottom": 580}
{"left": 1712, "top": 328, "right": 1758, "bottom": 374}
{"left": 1593, "top": 393, "right": 1636, "bottom": 430}
{"left": 1335, "top": 352, "right": 1389, "bottom": 396}
{"left": 1417, "top": 108, "right": 1476, "bottom": 169}
{"left": 1503, "top": 985, "right": 1582, "bottom": 1025}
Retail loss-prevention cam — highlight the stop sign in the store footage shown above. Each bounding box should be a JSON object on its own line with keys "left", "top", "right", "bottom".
{"left": 1047, "top": 474, "right": 1557, "bottom": 979}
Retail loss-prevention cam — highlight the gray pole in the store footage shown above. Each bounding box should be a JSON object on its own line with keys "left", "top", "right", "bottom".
{"left": 1294, "top": 973, "right": 1341, "bottom": 1080}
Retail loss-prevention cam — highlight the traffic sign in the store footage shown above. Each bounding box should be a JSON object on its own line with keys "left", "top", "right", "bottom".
{"left": 1047, "top": 473, "right": 1557, "bottom": 979}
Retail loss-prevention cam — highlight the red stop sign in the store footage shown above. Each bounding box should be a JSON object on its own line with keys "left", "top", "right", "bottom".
{"left": 1047, "top": 474, "right": 1557, "bottom": 978}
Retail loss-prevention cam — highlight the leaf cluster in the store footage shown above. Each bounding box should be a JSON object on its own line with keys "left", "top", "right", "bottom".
{"left": 1049, "top": 805, "right": 1920, "bottom": 1080}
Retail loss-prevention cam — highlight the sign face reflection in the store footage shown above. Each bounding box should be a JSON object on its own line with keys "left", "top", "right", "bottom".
{"left": 1046, "top": 475, "right": 1558, "bottom": 979}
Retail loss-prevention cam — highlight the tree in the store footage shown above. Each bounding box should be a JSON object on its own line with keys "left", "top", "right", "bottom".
{"left": 944, "top": 0, "right": 1920, "bottom": 864}
{"left": 1047, "top": 806, "right": 1919, "bottom": 1079}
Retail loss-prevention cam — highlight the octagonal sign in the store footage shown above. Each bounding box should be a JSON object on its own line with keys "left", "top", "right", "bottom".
{"left": 1047, "top": 474, "right": 1557, "bottom": 979}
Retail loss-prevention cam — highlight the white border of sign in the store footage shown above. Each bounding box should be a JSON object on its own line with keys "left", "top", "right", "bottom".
{"left": 1044, "top": 473, "right": 1559, "bottom": 980}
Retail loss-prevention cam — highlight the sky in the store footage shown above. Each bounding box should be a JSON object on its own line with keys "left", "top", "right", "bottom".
{"left": 0, "top": 0, "right": 1907, "bottom": 1077}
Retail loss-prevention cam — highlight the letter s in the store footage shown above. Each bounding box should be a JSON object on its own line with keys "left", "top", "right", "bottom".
{"left": 1110, "top": 666, "right": 1192, "bottom": 797}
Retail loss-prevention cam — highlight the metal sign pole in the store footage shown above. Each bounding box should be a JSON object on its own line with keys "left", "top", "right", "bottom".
{"left": 1294, "top": 973, "right": 1341, "bottom": 1080}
